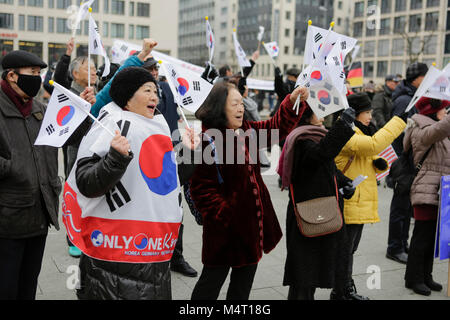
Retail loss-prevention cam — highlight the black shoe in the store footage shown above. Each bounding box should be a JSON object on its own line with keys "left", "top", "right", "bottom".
{"left": 386, "top": 251, "right": 408, "bottom": 264}
{"left": 425, "top": 278, "right": 443, "bottom": 292}
{"left": 170, "top": 260, "right": 198, "bottom": 277}
{"left": 405, "top": 282, "right": 431, "bottom": 296}
{"left": 330, "top": 289, "right": 351, "bottom": 300}
{"left": 345, "top": 284, "right": 370, "bottom": 300}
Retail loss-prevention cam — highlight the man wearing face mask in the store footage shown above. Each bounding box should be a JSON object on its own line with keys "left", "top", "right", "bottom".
{"left": 0, "top": 50, "right": 62, "bottom": 299}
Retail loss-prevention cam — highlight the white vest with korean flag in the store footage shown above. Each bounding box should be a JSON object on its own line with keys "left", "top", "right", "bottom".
{"left": 62, "top": 102, "right": 182, "bottom": 263}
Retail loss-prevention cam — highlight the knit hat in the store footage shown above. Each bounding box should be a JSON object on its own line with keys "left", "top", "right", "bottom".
{"left": 415, "top": 97, "right": 450, "bottom": 116}
{"left": 406, "top": 62, "right": 428, "bottom": 83}
{"left": 109, "top": 67, "right": 157, "bottom": 108}
{"left": 347, "top": 92, "right": 372, "bottom": 114}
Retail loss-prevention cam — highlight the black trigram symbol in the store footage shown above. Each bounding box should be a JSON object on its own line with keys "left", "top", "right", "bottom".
{"left": 46, "top": 124, "right": 55, "bottom": 135}
{"left": 310, "top": 90, "right": 316, "bottom": 99}
{"left": 93, "top": 39, "right": 98, "bottom": 50}
{"left": 182, "top": 96, "right": 193, "bottom": 105}
{"left": 193, "top": 81, "right": 201, "bottom": 91}
{"left": 341, "top": 41, "right": 347, "bottom": 50}
{"left": 57, "top": 93, "right": 69, "bottom": 103}
{"left": 94, "top": 27, "right": 99, "bottom": 33}
{"left": 171, "top": 69, "right": 177, "bottom": 78}
{"left": 334, "top": 97, "right": 340, "bottom": 105}
{"left": 59, "top": 127, "right": 69, "bottom": 136}
{"left": 333, "top": 56, "right": 340, "bottom": 66}
{"left": 318, "top": 104, "right": 326, "bottom": 112}
{"left": 324, "top": 82, "right": 333, "bottom": 91}
{"left": 120, "top": 44, "right": 128, "bottom": 52}
{"left": 105, "top": 181, "right": 131, "bottom": 212}
{"left": 339, "top": 71, "right": 345, "bottom": 79}
{"left": 314, "top": 33, "right": 323, "bottom": 43}
{"left": 440, "top": 86, "right": 446, "bottom": 92}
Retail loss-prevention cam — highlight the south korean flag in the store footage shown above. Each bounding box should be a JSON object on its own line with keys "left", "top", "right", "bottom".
{"left": 89, "top": 13, "right": 110, "bottom": 77}
{"left": 163, "top": 62, "right": 213, "bottom": 114}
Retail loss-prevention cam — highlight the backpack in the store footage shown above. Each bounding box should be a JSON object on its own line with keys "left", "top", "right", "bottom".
{"left": 387, "top": 146, "right": 432, "bottom": 195}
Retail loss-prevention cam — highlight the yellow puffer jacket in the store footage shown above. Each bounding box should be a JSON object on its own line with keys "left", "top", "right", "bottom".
{"left": 335, "top": 116, "right": 406, "bottom": 224}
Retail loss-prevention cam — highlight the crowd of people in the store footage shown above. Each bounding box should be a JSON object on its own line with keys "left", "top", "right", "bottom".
{"left": 0, "top": 35, "right": 449, "bottom": 301}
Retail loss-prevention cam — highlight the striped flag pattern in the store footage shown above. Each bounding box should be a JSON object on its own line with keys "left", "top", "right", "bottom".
{"left": 376, "top": 145, "right": 398, "bottom": 181}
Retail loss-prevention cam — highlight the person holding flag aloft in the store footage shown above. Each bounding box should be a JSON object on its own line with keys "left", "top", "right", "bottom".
{"left": 189, "top": 81, "right": 309, "bottom": 300}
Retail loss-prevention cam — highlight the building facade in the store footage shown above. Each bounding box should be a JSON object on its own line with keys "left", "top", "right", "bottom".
{"left": 350, "top": 0, "right": 448, "bottom": 84}
{"left": 0, "top": 0, "right": 178, "bottom": 72}
{"left": 178, "top": 0, "right": 334, "bottom": 81}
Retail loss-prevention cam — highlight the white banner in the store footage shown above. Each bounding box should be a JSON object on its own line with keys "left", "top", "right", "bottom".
{"left": 88, "top": 13, "right": 110, "bottom": 77}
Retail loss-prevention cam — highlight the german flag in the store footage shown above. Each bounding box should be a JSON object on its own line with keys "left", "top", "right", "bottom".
{"left": 346, "top": 62, "right": 363, "bottom": 88}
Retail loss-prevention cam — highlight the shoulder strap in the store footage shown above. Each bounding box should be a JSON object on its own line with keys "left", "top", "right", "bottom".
{"left": 414, "top": 146, "right": 432, "bottom": 175}
{"left": 342, "top": 155, "right": 355, "bottom": 174}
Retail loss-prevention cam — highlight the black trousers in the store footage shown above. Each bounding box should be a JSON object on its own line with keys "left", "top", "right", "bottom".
{"left": 171, "top": 223, "right": 184, "bottom": 264}
{"left": 346, "top": 224, "right": 364, "bottom": 287}
{"left": 387, "top": 192, "right": 412, "bottom": 254}
{"left": 0, "top": 234, "right": 47, "bottom": 300}
{"left": 191, "top": 264, "right": 258, "bottom": 300}
{"left": 405, "top": 220, "right": 437, "bottom": 284}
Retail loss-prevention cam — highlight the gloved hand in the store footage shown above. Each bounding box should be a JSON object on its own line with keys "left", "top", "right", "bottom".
{"left": 342, "top": 181, "right": 356, "bottom": 200}
{"left": 201, "top": 61, "right": 218, "bottom": 84}
{"left": 275, "top": 67, "right": 282, "bottom": 77}
{"left": 373, "top": 157, "right": 388, "bottom": 170}
{"left": 340, "top": 107, "right": 356, "bottom": 128}
{"left": 398, "top": 111, "right": 409, "bottom": 123}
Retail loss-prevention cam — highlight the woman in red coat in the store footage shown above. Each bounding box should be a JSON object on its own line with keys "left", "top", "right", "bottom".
{"left": 189, "top": 81, "right": 309, "bottom": 300}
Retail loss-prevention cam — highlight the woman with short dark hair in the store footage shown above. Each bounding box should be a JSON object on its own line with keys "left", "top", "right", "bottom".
{"left": 190, "top": 81, "right": 309, "bottom": 300}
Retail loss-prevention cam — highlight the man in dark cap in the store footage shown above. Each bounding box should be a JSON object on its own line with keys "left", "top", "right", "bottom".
{"left": 386, "top": 62, "right": 428, "bottom": 265}
{"left": 0, "top": 50, "right": 61, "bottom": 299}
{"left": 372, "top": 74, "right": 401, "bottom": 128}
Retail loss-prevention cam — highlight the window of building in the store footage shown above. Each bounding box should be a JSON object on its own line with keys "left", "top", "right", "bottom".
{"left": 366, "top": 23, "right": 376, "bottom": 37}
{"left": 111, "top": 23, "right": 124, "bottom": 38}
{"left": 129, "top": 24, "right": 134, "bottom": 39}
{"left": 103, "top": 22, "right": 109, "bottom": 37}
{"left": 27, "top": 15, "right": 43, "bottom": 32}
{"left": 364, "top": 41, "right": 376, "bottom": 57}
{"left": 48, "top": 0, "right": 54, "bottom": 8}
{"left": 354, "top": 2, "right": 364, "bottom": 17}
{"left": 425, "top": 12, "right": 439, "bottom": 30}
{"left": 19, "top": 41, "right": 43, "bottom": 58}
{"left": 0, "top": 39, "right": 14, "bottom": 70}
{"left": 0, "top": 13, "right": 14, "bottom": 29}
{"left": 409, "top": 14, "right": 422, "bottom": 32}
{"left": 284, "top": 46, "right": 289, "bottom": 54}
{"left": 104, "top": 0, "right": 109, "bottom": 13}
{"left": 137, "top": 3, "right": 149, "bottom": 17}
{"left": 0, "top": 0, "right": 14, "bottom": 4}
{"left": 390, "top": 60, "right": 404, "bottom": 74}
{"left": 48, "top": 42, "right": 66, "bottom": 65}
{"left": 56, "top": 17, "right": 70, "bottom": 33}
{"left": 424, "top": 35, "right": 437, "bottom": 54}
{"left": 378, "top": 39, "right": 390, "bottom": 56}
{"left": 392, "top": 38, "right": 405, "bottom": 55}
{"left": 111, "top": 0, "right": 124, "bottom": 15}
{"left": 377, "top": 61, "right": 388, "bottom": 77}
{"left": 445, "top": 34, "right": 450, "bottom": 53}
{"left": 353, "top": 21, "right": 363, "bottom": 37}
{"left": 56, "top": 0, "right": 71, "bottom": 9}
{"left": 129, "top": 2, "right": 134, "bottom": 16}
{"left": 394, "top": 16, "right": 406, "bottom": 33}
{"left": 285, "top": 28, "right": 290, "bottom": 37}
{"left": 136, "top": 25, "right": 149, "bottom": 39}
{"left": 426, "top": 0, "right": 440, "bottom": 7}
{"left": 380, "top": 18, "right": 391, "bottom": 35}
{"left": 410, "top": 0, "right": 422, "bottom": 9}
{"left": 364, "top": 61, "right": 374, "bottom": 77}
{"left": 28, "top": 0, "right": 43, "bottom": 6}
{"left": 48, "top": 17, "right": 54, "bottom": 32}
{"left": 395, "top": 0, "right": 407, "bottom": 11}
{"left": 19, "top": 14, "right": 25, "bottom": 30}
{"left": 381, "top": 0, "right": 392, "bottom": 13}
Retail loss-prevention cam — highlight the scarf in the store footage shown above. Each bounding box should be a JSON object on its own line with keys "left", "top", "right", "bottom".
{"left": 1, "top": 80, "right": 33, "bottom": 117}
{"left": 354, "top": 120, "right": 377, "bottom": 136}
{"left": 277, "top": 125, "right": 328, "bottom": 190}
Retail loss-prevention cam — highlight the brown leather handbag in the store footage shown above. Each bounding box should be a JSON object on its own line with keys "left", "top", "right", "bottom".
{"left": 289, "top": 177, "right": 343, "bottom": 237}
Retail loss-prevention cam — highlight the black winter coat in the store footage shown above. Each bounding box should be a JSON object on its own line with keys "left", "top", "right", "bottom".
{"left": 0, "top": 89, "right": 61, "bottom": 238}
{"left": 283, "top": 119, "right": 354, "bottom": 289}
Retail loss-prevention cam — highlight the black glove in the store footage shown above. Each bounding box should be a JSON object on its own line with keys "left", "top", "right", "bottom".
{"left": 342, "top": 181, "right": 356, "bottom": 200}
{"left": 373, "top": 158, "right": 388, "bottom": 170}
{"left": 201, "top": 62, "right": 218, "bottom": 84}
{"left": 275, "top": 67, "right": 282, "bottom": 77}
{"left": 398, "top": 111, "right": 408, "bottom": 123}
{"left": 340, "top": 107, "right": 356, "bottom": 128}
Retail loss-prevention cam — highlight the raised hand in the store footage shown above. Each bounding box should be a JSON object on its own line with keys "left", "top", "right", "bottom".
{"left": 111, "top": 130, "right": 131, "bottom": 156}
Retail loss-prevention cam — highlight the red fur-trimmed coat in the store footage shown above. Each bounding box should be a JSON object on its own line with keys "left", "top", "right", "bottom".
{"left": 190, "top": 95, "right": 307, "bottom": 267}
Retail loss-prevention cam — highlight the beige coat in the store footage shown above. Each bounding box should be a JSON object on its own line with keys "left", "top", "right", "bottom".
{"left": 404, "top": 114, "right": 450, "bottom": 207}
